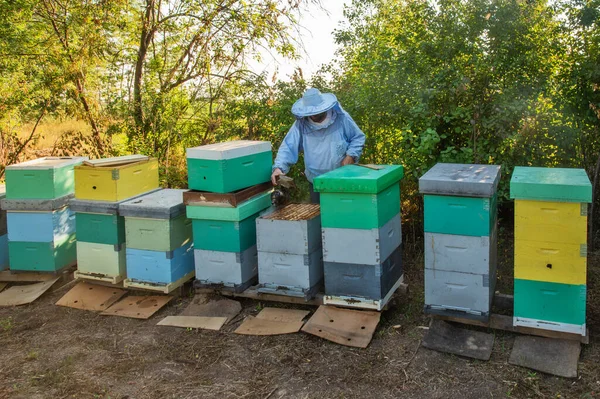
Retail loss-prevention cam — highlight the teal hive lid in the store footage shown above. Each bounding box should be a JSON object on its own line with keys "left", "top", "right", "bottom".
{"left": 510, "top": 167, "right": 592, "bottom": 203}
{"left": 313, "top": 165, "right": 404, "bottom": 194}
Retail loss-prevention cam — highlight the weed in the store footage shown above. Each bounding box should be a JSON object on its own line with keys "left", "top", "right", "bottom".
{"left": 26, "top": 350, "right": 39, "bottom": 361}
{"left": 0, "top": 317, "right": 13, "bottom": 331}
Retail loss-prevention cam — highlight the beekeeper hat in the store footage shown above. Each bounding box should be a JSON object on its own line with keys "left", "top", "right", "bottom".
{"left": 291, "top": 88, "right": 338, "bottom": 117}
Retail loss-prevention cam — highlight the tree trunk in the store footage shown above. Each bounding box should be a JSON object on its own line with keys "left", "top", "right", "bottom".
{"left": 74, "top": 76, "right": 104, "bottom": 153}
{"left": 133, "top": 0, "right": 156, "bottom": 138}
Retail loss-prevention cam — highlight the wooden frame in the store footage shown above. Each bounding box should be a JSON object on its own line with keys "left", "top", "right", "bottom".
{"left": 183, "top": 182, "right": 272, "bottom": 208}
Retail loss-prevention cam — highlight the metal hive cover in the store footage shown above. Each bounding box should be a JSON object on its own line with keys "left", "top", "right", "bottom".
{"left": 419, "top": 163, "right": 501, "bottom": 197}
{"left": 119, "top": 189, "right": 188, "bottom": 219}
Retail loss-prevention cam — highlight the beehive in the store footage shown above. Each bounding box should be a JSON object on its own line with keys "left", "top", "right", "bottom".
{"left": 256, "top": 204, "right": 323, "bottom": 298}
{"left": 511, "top": 167, "right": 591, "bottom": 335}
{"left": 2, "top": 196, "right": 77, "bottom": 273}
{"left": 419, "top": 163, "right": 501, "bottom": 320}
{"left": 74, "top": 156, "right": 159, "bottom": 202}
{"left": 5, "top": 157, "right": 87, "bottom": 200}
{"left": 314, "top": 164, "right": 404, "bottom": 308}
{"left": 186, "top": 140, "right": 272, "bottom": 193}
{"left": 120, "top": 189, "right": 194, "bottom": 287}
{"left": 71, "top": 197, "right": 129, "bottom": 283}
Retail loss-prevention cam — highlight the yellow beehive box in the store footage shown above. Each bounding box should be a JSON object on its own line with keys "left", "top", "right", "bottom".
{"left": 514, "top": 239, "right": 587, "bottom": 285}
{"left": 514, "top": 200, "right": 587, "bottom": 245}
{"left": 75, "top": 155, "right": 159, "bottom": 201}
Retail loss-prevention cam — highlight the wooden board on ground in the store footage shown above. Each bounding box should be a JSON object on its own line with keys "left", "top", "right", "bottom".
{"left": 421, "top": 319, "right": 495, "bottom": 361}
{"left": 101, "top": 295, "right": 173, "bottom": 319}
{"left": 56, "top": 282, "right": 127, "bottom": 312}
{"left": 434, "top": 312, "right": 589, "bottom": 344}
{"left": 0, "top": 278, "right": 59, "bottom": 306}
{"left": 180, "top": 295, "right": 241, "bottom": 323}
{"left": 509, "top": 335, "right": 581, "bottom": 378}
{"left": 157, "top": 316, "right": 227, "bottom": 331}
{"left": 183, "top": 182, "right": 272, "bottom": 207}
{"left": 0, "top": 271, "right": 56, "bottom": 282}
{"left": 301, "top": 305, "right": 381, "bottom": 348}
{"left": 235, "top": 307, "right": 310, "bottom": 336}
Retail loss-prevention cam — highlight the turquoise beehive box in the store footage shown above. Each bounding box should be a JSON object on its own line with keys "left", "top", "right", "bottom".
{"left": 5, "top": 157, "right": 87, "bottom": 200}
{"left": 0, "top": 185, "right": 7, "bottom": 270}
{"left": 313, "top": 164, "right": 404, "bottom": 230}
{"left": 186, "top": 140, "right": 272, "bottom": 193}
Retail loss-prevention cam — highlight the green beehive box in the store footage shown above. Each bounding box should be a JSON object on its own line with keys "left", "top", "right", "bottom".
{"left": 125, "top": 214, "right": 192, "bottom": 252}
{"left": 186, "top": 140, "right": 272, "bottom": 193}
{"left": 192, "top": 213, "right": 260, "bottom": 252}
{"left": 314, "top": 165, "right": 404, "bottom": 229}
{"left": 510, "top": 167, "right": 592, "bottom": 203}
{"left": 424, "top": 194, "right": 497, "bottom": 237}
{"left": 513, "top": 278, "right": 586, "bottom": 329}
{"left": 8, "top": 233, "right": 76, "bottom": 272}
{"left": 5, "top": 157, "right": 87, "bottom": 200}
{"left": 186, "top": 191, "right": 271, "bottom": 222}
{"left": 313, "top": 164, "right": 404, "bottom": 194}
{"left": 76, "top": 212, "right": 125, "bottom": 246}
{"left": 320, "top": 183, "right": 400, "bottom": 229}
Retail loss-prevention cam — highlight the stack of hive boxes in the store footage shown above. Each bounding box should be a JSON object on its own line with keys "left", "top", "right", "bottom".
{"left": 71, "top": 156, "right": 159, "bottom": 283}
{"left": 315, "top": 164, "right": 404, "bottom": 310}
{"left": 511, "top": 167, "right": 591, "bottom": 336}
{"left": 186, "top": 140, "right": 272, "bottom": 292}
{"left": 0, "top": 185, "right": 8, "bottom": 270}
{"left": 419, "top": 163, "right": 500, "bottom": 320}
{"left": 120, "top": 189, "right": 194, "bottom": 292}
{"left": 256, "top": 203, "right": 323, "bottom": 299}
{"left": 2, "top": 157, "right": 86, "bottom": 272}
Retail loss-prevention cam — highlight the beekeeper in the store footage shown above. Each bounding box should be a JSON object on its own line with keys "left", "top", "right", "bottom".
{"left": 271, "top": 88, "right": 366, "bottom": 204}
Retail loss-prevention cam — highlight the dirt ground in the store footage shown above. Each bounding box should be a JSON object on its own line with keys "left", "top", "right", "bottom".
{"left": 0, "top": 227, "right": 599, "bottom": 399}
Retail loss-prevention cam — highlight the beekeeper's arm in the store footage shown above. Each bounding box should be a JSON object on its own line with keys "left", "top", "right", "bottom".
{"left": 272, "top": 121, "right": 302, "bottom": 184}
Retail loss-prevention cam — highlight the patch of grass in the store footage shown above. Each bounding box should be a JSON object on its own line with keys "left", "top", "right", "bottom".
{"left": 25, "top": 350, "right": 39, "bottom": 361}
{"left": 0, "top": 317, "right": 13, "bottom": 331}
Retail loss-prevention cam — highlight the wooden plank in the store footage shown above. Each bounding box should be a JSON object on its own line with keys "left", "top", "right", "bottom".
{"left": 0, "top": 278, "right": 59, "bottom": 306}
{"left": 157, "top": 316, "right": 227, "bottom": 331}
{"left": 199, "top": 283, "right": 409, "bottom": 308}
{"left": 123, "top": 270, "right": 194, "bottom": 294}
{"left": 433, "top": 313, "right": 589, "bottom": 344}
{"left": 183, "top": 182, "right": 272, "bottom": 207}
{"left": 210, "top": 285, "right": 325, "bottom": 306}
{"left": 0, "top": 269, "right": 70, "bottom": 282}
{"left": 82, "top": 155, "right": 148, "bottom": 167}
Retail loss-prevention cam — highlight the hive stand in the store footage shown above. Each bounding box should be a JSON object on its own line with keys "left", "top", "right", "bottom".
{"left": 432, "top": 292, "right": 589, "bottom": 345}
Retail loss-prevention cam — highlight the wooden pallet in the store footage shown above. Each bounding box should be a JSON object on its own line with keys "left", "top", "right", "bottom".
{"left": 183, "top": 182, "right": 272, "bottom": 208}
{"left": 123, "top": 271, "right": 195, "bottom": 294}
{"left": 0, "top": 263, "right": 77, "bottom": 281}
{"left": 431, "top": 293, "right": 589, "bottom": 345}
{"left": 196, "top": 281, "right": 409, "bottom": 310}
